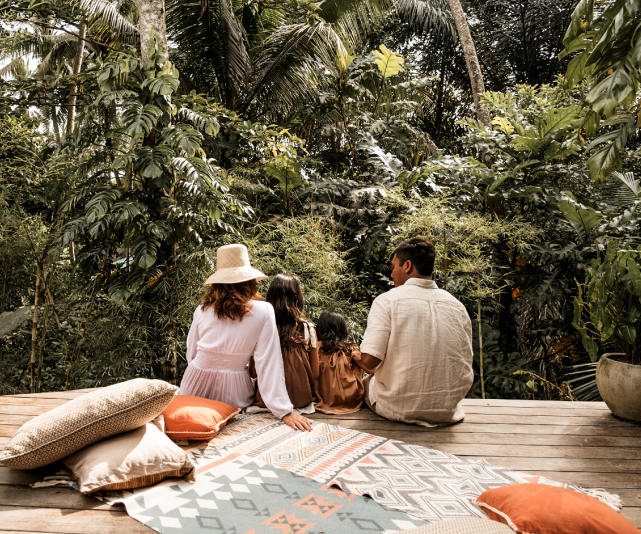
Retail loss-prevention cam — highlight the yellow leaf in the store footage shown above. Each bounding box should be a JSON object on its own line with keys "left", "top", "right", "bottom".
{"left": 491, "top": 117, "right": 514, "bottom": 136}
{"left": 372, "top": 45, "right": 404, "bottom": 79}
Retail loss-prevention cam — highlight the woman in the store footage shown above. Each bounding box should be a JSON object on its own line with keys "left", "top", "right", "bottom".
{"left": 179, "top": 244, "right": 312, "bottom": 431}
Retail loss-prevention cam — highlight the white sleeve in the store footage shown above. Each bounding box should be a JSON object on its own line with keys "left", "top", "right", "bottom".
{"left": 186, "top": 308, "right": 200, "bottom": 364}
{"left": 253, "top": 305, "right": 293, "bottom": 419}
{"left": 360, "top": 296, "right": 391, "bottom": 361}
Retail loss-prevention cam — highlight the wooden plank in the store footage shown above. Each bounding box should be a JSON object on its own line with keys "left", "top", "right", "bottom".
{"left": 0, "top": 505, "right": 150, "bottom": 534}
{"left": 406, "top": 443, "right": 641, "bottom": 460}
{"left": 0, "top": 465, "right": 66, "bottom": 487}
{"left": 461, "top": 406, "right": 616, "bottom": 418}
{"left": 462, "top": 456, "right": 641, "bottom": 474}
{"left": 312, "top": 411, "right": 636, "bottom": 427}
{"left": 368, "top": 430, "right": 641, "bottom": 449}
{"left": 5, "top": 390, "right": 94, "bottom": 400}
{"left": 0, "top": 398, "right": 69, "bottom": 407}
{"left": 461, "top": 399, "right": 610, "bottom": 409}
{"left": 0, "top": 405, "right": 58, "bottom": 417}
{"left": 0, "top": 426, "right": 22, "bottom": 438}
{"left": 516, "top": 470, "right": 641, "bottom": 488}
{"left": 313, "top": 418, "right": 641, "bottom": 436}
{"left": 0, "top": 415, "right": 40, "bottom": 426}
{"left": 0, "top": 486, "right": 114, "bottom": 511}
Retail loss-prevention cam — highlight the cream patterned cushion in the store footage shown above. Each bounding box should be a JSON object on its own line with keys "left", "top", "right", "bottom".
{"left": 400, "top": 517, "right": 515, "bottom": 534}
{"left": 63, "top": 421, "right": 195, "bottom": 493}
{"left": 0, "top": 379, "right": 178, "bottom": 469}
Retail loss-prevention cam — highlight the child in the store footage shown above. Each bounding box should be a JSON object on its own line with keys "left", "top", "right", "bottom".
{"left": 252, "top": 274, "right": 319, "bottom": 411}
{"left": 314, "top": 311, "right": 374, "bottom": 414}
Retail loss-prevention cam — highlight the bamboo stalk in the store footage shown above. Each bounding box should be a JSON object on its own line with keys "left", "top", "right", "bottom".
{"left": 477, "top": 272, "right": 485, "bottom": 400}
{"left": 29, "top": 263, "right": 42, "bottom": 393}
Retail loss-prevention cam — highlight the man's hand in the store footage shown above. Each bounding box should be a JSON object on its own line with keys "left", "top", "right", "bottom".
{"left": 361, "top": 352, "right": 382, "bottom": 372}
{"left": 282, "top": 413, "right": 313, "bottom": 431}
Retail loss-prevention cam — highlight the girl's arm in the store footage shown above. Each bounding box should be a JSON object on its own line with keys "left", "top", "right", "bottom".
{"left": 309, "top": 344, "right": 320, "bottom": 380}
{"left": 307, "top": 323, "right": 320, "bottom": 379}
{"left": 354, "top": 358, "right": 377, "bottom": 375}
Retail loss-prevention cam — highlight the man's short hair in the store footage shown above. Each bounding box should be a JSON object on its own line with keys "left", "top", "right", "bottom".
{"left": 393, "top": 237, "right": 436, "bottom": 277}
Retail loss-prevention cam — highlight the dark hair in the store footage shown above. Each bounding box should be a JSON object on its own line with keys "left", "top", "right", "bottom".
{"left": 317, "top": 311, "right": 351, "bottom": 354}
{"left": 393, "top": 237, "right": 436, "bottom": 276}
{"left": 201, "top": 280, "right": 261, "bottom": 320}
{"left": 266, "top": 274, "right": 305, "bottom": 342}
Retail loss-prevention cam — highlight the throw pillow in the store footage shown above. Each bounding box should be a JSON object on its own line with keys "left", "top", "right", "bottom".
{"left": 0, "top": 379, "right": 178, "bottom": 469}
{"left": 473, "top": 484, "right": 638, "bottom": 534}
{"left": 163, "top": 395, "right": 240, "bottom": 440}
{"left": 63, "top": 421, "right": 195, "bottom": 493}
{"left": 399, "top": 518, "right": 514, "bottom": 533}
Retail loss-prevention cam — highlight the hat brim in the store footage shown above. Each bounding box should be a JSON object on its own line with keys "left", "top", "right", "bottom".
{"left": 204, "top": 267, "right": 268, "bottom": 286}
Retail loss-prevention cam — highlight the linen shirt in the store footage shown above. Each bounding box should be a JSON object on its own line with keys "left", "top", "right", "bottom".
{"left": 360, "top": 278, "right": 473, "bottom": 427}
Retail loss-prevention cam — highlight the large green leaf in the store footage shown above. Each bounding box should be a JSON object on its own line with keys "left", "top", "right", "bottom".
{"left": 265, "top": 155, "right": 304, "bottom": 198}
{"left": 372, "top": 45, "right": 404, "bottom": 79}
{"left": 558, "top": 192, "right": 603, "bottom": 234}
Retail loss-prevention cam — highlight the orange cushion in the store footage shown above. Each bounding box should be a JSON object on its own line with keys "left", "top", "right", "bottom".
{"left": 473, "top": 484, "right": 637, "bottom": 534}
{"left": 162, "top": 395, "right": 240, "bottom": 440}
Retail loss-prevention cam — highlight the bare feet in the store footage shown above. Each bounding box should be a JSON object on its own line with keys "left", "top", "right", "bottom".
{"left": 282, "top": 413, "right": 313, "bottom": 431}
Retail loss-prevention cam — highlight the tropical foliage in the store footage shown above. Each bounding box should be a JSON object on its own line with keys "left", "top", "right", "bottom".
{"left": 1, "top": 0, "right": 641, "bottom": 402}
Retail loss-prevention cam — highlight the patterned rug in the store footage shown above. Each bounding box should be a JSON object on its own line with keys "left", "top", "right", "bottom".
{"left": 36, "top": 413, "right": 620, "bottom": 530}
{"left": 102, "top": 453, "right": 427, "bottom": 533}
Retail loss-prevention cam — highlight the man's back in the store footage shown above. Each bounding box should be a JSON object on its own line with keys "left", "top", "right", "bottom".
{"left": 360, "top": 278, "right": 473, "bottom": 426}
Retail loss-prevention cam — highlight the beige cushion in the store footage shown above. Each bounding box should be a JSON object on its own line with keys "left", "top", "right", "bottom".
{"left": 63, "top": 421, "right": 195, "bottom": 493}
{"left": 0, "top": 379, "right": 178, "bottom": 469}
{"left": 400, "top": 517, "right": 515, "bottom": 534}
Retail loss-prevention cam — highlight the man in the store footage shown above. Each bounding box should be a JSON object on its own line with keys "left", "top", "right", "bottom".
{"left": 360, "top": 237, "right": 473, "bottom": 427}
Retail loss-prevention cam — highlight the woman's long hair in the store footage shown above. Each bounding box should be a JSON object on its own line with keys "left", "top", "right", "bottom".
{"left": 201, "top": 279, "right": 261, "bottom": 320}
{"left": 266, "top": 274, "right": 305, "bottom": 343}
{"left": 317, "top": 311, "right": 351, "bottom": 354}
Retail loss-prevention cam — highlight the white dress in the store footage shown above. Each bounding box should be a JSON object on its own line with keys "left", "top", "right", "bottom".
{"left": 178, "top": 300, "right": 293, "bottom": 419}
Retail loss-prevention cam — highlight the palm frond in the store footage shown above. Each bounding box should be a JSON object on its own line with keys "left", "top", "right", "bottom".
{"left": 394, "top": 0, "right": 456, "bottom": 40}
{"left": 242, "top": 21, "right": 345, "bottom": 117}
{"left": 78, "top": 0, "right": 139, "bottom": 42}
{"left": 0, "top": 57, "right": 27, "bottom": 79}
{"left": 318, "top": 0, "right": 394, "bottom": 49}
{"left": 600, "top": 171, "right": 641, "bottom": 207}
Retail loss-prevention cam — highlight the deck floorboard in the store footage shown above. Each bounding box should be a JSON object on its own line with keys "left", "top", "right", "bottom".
{"left": 0, "top": 390, "right": 639, "bottom": 532}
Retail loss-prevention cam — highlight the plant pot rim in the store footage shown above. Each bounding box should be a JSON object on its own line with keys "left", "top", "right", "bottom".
{"left": 601, "top": 353, "right": 640, "bottom": 368}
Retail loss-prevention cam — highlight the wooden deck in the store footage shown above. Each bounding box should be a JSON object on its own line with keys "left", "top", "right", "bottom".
{"left": 0, "top": 391, "right": 640, "bottom": 533}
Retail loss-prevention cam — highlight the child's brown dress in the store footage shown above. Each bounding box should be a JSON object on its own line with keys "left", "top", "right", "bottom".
{"left": 255, "top": 321, "right": 317, "bottom": 409}
{"left": 314, "top": 346, "right": 364, "bottom": 414}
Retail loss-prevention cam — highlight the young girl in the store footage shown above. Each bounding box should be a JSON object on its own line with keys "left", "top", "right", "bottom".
{"left": 252, "top": 274, "right": 319, "bottom": 410}
{"left": 314, "top": 311, "right": 374, "bottom": 414}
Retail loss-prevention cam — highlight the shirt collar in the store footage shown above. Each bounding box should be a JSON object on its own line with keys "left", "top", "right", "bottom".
{"left": 404, "top": 278, "right": 438, "bottom": 290}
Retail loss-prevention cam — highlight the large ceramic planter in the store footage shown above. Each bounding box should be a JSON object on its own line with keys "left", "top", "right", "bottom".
{"left": 596, "top": 353, "right": 641, "bottom": 422}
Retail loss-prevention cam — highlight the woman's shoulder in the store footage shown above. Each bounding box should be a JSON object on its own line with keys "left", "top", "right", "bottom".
{"left": 250, "top": 300, "right": 275, "bottom": 318}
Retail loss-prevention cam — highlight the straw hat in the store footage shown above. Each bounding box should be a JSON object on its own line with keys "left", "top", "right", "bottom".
{"left": 204, "top": 244, "right": 267, "bottom": 285}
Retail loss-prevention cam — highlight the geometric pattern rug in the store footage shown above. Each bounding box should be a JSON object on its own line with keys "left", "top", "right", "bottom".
{"left": 104, "top": 454, "right": 428, "bottom": 533}
{"left": 37, "top": 413, "right": 620, "bottom": 531}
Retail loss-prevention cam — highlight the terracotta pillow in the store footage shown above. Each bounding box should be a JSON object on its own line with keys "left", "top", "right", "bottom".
{"left": 473, "top": 484, "right": 637, "bottom": 534}
{"left": 399, "top": 518, "right": 514, "bottom": 533}
{"left": 63, "top": 421, "right": 195, "bottom": 493}
{"left": 163, "top": 395, "right": 240, "bottom": 440}
{"left": 0, "top": 379, "right": 178, "bottom": 469}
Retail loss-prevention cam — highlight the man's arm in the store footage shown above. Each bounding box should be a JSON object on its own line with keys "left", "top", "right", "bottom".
{"left": 360, "top": 297, "right": 391, "bottom": 370}
{"left": 359, "top": 353, "right": 382, "bottom": 373}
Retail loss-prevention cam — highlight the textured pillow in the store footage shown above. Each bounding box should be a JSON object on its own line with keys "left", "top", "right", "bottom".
{"left": 63, "top": 421, "right": 195, "bottom": 493}
{"left": 0, "top": 379, "right": 178, "bottom": 469}
{"left": 163, "top": 395, "right": 240, "bottom": 440}
{"left": 399, "top": 518, "right": 515, "bottom": 533}
{"left": 473, "top": 484, "right": 638, "bottom": 534}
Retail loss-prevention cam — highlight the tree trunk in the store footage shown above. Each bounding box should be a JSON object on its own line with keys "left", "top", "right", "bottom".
{"left": 30, "top": 263, "right": 43, "bottom": 393}
{"left": 138, "top": 0, "right": 169, "bottom": 64}
{"left": 446, "top": 0, "right": 491, "bottom": 128}
{"left": 67, "top": 23, "right": 86, "bottom": 135}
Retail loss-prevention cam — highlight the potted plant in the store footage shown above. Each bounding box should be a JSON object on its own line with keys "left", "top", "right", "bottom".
{"left": 573, "top": 240, "right": 641, "bottom": 420}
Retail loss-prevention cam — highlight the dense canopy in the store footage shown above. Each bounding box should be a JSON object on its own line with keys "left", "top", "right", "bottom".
{"left": 1, "top": 0, "right": 640, "bottom": 401}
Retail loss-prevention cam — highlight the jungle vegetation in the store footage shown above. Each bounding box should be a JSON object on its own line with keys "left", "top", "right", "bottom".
{"left": 1, "top": 0, "right": 640, "bottom": 401}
